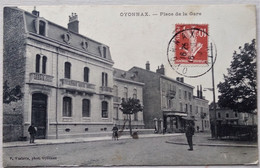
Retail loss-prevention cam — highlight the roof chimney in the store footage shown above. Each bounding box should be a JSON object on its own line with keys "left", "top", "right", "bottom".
{"left": 200, "top": 85, "right": 203, "bottom": 99}
{"left": 146, "top": 61, "right": 150, "bottom": 70}
{"left": 68, "top": 13, "right": 79, "bottom": 33}
{"left": 156, "top": 64, "right": 165, "bottom": 75}
{"left": 32, "top": 6, "right": 39, "bottom": 17}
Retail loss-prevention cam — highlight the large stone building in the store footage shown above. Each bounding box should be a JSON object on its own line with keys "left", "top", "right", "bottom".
{"left": 3, "top": 7, "right": 115, "bottom": 141}
{"left": 129, "top": 62, "right": 202, "bottom": 133}
{"left": 113, "top": 68, "right": 145, "bottom": 129}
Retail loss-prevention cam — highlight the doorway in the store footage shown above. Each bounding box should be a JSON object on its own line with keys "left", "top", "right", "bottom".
{"left": 31, "top": 93, "right": 47, "bottom": 139}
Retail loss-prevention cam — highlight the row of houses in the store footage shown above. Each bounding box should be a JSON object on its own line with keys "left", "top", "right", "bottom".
{"left": 3, "top": 7, "right": 210, "bottom": 142}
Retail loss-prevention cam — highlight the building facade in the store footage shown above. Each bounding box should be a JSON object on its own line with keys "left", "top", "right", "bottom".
{"left": 3, "top": 7, "right": 114, "bottom": 141}
{"left": 209, "top": 104, "right": 257, "bottom": 126}
{"left": 192, "top": 87, "right": 210, "bottom": 132}
{"left": 129, "top": 62, "right": 204, "bottom": 133}
{"left": 113, "top": 68, "right": 145, "bottom": 129}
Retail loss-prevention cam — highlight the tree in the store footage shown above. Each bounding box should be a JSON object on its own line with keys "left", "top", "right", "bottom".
{"left": 119, "top": 97, "right": 143, "bottom": 136}
{"left": 217, "top": 39, "right": 256, "bottom": 113}
{"left": 3, "top": 80, "right": 23, "bottom": 104}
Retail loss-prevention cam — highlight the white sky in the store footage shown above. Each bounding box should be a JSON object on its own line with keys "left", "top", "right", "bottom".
{"left": 20, "top": 5, "right": 257, "bottom": 103}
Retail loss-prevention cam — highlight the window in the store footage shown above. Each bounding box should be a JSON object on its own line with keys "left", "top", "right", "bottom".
{"left": 179, "top": 89, "right": 181, "bottom": 99}
{"left": 218, "top": 112, "right": 221, "bottom": 118}
{"left": 235, "top": 112, "right": 238, "bottom": 117}
{"left": 168, "top": 99, "right": 172, "bottom": 108}
{"left": 102, "top": 72, "right": 108, "bottom": 86}
{"left": 65, "top": 62, "right": 71, "bottom": 79}
{"left": 103, "top": 47, "right": 107, "bottom": 58}
{"left": 133, "top": 89, "right": 137, "bottom": 99}
{"left": 188, "top": 92, "right": 192, "bottom": 101}
{"left": 42, "top": 56, "right": 47, "bottom": 74}
{"left": 39, "top": 20, "right": 46, "bottom": 36}
{"left": 196, "top": 106, "right": 198, "bottom": 114}
{"left": 184, "top": 91, "right": 187, "bottom": 100}
{"left": 123, "top": 87, "right": 128, "bottom": 99}
{"left": 190, "top": 105, "right": 192, "bottom": 113}
{"left": 180, "top": 103, "right": 183, "bottom": 112}
{"left": 84, "top": 67, "right": 89, "bottom": 82}
{"left": 82, "top": 99, "right": 90, "bottom": 117}
{"left": 226, "top": 113, "right": 229, "bottom": 118}
{"left": 201, "top": 107, "right": 203, "bottom": 113}
{"left": 36, "top": 54, "right": 41, "bottom": 73}
{"left": 36, "top": 54, "right": 47, "bottom": 74}
{"left": 63, "top": 97, "right": 72, "bottom": 117}
{"left": 102, "top": 101, "right": 108, "bottom": 118}
{"left": 185, "top": 104, "right": 188, "bottom": 112}
{"left": 134, "top": 113, "right": 138, "bottom": 121}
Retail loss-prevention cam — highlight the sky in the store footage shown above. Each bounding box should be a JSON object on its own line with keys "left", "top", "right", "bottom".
{"left": 20, "top": 5, "right": 257, "bottom": 103}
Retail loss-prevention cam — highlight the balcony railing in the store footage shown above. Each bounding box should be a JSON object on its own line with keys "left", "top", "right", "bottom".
{"left": 100, "top": 86, "right": 113, "bottom": 96}
{"left": 29, "top": 73, "right": 54, "bottom": 86}
{"left": 167, "top": 90, "right": 176, "bottom": 99}
{"left": 60, "top": 78, "right": 95, "bottom": 93}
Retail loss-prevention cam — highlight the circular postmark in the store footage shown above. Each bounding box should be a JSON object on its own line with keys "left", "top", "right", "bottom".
{"left": 167, "top": 24, "right": 217, "bottom": 78}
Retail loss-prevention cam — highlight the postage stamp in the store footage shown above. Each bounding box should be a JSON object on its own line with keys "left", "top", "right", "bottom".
{"left": 167, "top": 24, "right": 216, "bottom": 78}
{"left": 174, "top": 24, "right": 208, "bottom": 64}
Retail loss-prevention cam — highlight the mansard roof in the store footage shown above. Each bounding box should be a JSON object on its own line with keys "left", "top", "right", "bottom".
{"left": 9, "top": 7, "right": 113, "bottom": 62}
{"left": 113, "top": 68, "right": 144, "bottom": 86}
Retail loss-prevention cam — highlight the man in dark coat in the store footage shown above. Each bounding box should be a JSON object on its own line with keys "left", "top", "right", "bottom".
{"left": 28, "top": 123, "right": 37, "bottom": 143}
{"left": 112, "top": 124, "right": 119, "bottom": 140}
{"left": 185, "top": 121, "right": 195, "bottom": 151}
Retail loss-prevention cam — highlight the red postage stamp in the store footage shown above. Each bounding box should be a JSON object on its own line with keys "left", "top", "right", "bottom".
{"left": 175, "top": 24, "right": 208, "bottom": 64}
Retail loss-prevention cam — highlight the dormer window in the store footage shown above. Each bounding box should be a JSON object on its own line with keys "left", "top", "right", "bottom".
{"left": 99, "top": 45, "right": 108, "bottom": 58}
{"left": 39, "top": 20, "right": 46, "bottom": 36}
{"left": 34, "top": 18, "right": 48, "bottom": 36}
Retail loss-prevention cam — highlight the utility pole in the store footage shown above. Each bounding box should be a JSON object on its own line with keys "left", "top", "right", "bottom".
{"left": 210, "top": 43, "right": 217, "bottom": 139}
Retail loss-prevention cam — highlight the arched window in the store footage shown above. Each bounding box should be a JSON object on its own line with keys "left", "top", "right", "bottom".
{"left": 82, "top": 99, "right": 90, "bottom": 117}
{"left": 65, "top": 62, "right": 71, "bottom": 79}
{"left": 63, "top": 97, "right": 72, "bottom": 117}
{"left": 36, "top": 54, "right": 41, "bottom": 73}
{"left": 39, "top": 20, "right": 46, "bottom": 36}
{"left": 84, "top": 67, "right": 89, "bottom": 82}
{"left": 101, "top": 101, "right": 108, "bottom": 118}
{"left": 42, "top": 56, "right": 47, "bottom": 74}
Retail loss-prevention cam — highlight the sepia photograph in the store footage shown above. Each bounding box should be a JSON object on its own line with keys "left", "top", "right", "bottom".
{"left": 1, "top": 3, "right": 258, "bottom": 167}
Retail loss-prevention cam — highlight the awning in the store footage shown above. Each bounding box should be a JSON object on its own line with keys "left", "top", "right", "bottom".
{"left": 164, "top": 112, "right": 187, "bottom": 117}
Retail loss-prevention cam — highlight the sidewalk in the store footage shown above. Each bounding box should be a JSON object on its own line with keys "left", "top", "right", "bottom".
{"left": 4, "top": 132, "right": 258, "bottom": 148}
{"left": 166, "top": 132, "right": 258, "bottom": 148}
{"left": 3, "top": 133, "right": 181, "bottom": 148}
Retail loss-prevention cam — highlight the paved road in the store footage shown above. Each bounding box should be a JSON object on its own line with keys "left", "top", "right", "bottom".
{"left": 3, "top": 135, "right": 258, "bottom": 167}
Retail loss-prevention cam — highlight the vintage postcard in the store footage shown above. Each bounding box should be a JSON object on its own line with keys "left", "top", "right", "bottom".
{"left": 1, "top": 4, "right": 258, "bottom": 167}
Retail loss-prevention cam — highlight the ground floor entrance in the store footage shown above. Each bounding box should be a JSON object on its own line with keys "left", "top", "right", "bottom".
{"left": 163, "top": 111, "right": 187, "bottom": 133}
{"left": 31, "top": 93, "right": 48, "bottom": 139}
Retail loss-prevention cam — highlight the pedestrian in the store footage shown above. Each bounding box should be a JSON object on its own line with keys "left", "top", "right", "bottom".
{"left": 185, "top": 121, "right": 195, "bottom": 151}
{"left": 112, "top": 124, "right": 119, "bottom": 140}
{"left": 197, "top": 126, "right": 200, "bottom": 132}
{"left": 28, "top": 123, "right": 37, "bottom": 143}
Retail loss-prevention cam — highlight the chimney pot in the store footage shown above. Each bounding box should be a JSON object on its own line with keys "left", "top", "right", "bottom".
{"left": 146, "top": 61, "right": 150, "bottom": 70}
{"left": 68, "top": 12, "right": 79, "bottom": 33}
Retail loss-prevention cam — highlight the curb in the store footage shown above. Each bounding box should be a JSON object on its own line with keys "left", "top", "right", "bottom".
{"left": 3, "top": 134, "right": 179, "bottom": 148}
{"left": 165, "top": 141, "right": 258, "bottom": 148}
